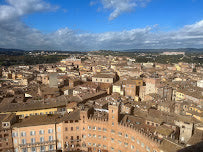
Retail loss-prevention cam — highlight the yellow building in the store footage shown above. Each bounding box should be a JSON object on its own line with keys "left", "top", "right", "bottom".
{"left": 186, "top": 106, "right": 203, "bottom": 122}
{"left": 112, "top": 84, "right": 124, "bottom": 95}
{"left": 175, "top": 64, "right": 181, "bottom": 71}
{"left": 175, "top": 91, "right": 185, "bottom": 101}
{"left": 58, "top": 66, "right": 67, "bottom": 72}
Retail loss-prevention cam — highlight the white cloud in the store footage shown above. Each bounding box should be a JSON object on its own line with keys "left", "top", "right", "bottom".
{"left": 0, "top": 0, "right": 203, "bottom": 50}
{"left": 0, "top": 0, "right": 58, "bottom": 21}
{"left": 97, "top": 0, "right": 151, "bottom": 20}
{"left": 1, "top": 19, "right": 203, "bottom": 50}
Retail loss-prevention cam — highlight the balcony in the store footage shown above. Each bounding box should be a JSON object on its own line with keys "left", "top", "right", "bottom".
{"left": 19, "top": 140, "right": 57, "bottom": 148}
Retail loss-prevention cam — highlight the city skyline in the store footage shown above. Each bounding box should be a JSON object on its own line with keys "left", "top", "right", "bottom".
{"left": 1, "top": 0, "right": 203, "bottom": 50}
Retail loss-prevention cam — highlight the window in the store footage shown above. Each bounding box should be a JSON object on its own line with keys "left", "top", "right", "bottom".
{"left": 103, "top": 145, "right": 107, "bottom": 149}
{"left": 21, "top": 148, "right": 27, "bottom": 152}
{"left": 125, "top": 134, "right": 128, "bottom": 138}
{"left": 76, "top": 126, "right": 79, "bottom": 130}
{"left": 88, "top": 143, "right": 91, "bottom": 146}
{"left": 124, "top": 143, "right": 128, "bottom": 147}
{"left": 31, "top": 147, "right": 36, "bottom": 152}
{"left": 22, "top": 139, "right": 26, "bottom": 145}
{"left": 12, "top": 132, "right": 18, "bottom": 137}
{"left": 71, "top": 127, "right": 73, "bottom": 131}
{"left": 112, "top": 122, "right": 114, "bottom": 126}
{"left": 111, "top": 138, "right": 114, "bottom": 142}
{"left": 49, "top": 136, "right": 53, "bottom": 141}
{"left": 111, "top": 147, "right": 114, "bottom": 151}
{"left": 49, "top": 145, "right": 54, "bottom": 150}
{"left": 112, "top": 116, "right": 114, "bottom": 119}
{"left": 14, "top": 148, "right": 18, "bottom": 152}
{"left": 146, "top": 146, "right": 150, "bottom": 152}
{"left": 48, "top": 128, "right": 53, "bottom": 134}
{"left": 118, "top": 132, "right": 122, "bottom": 136}
{"left": 30, "top": 131, "right": 35, "bottom": 136}
{"left": 65, "top": 127, "right": 68, "bottom": 131}
{"left": 21, "top": 131, "right": 26, "bottom": 137}
{"left": 131, "top": 136, "right": 135, "bottom": 141}
{"left": 14, "top": 139, "right": 17, "bottom": 144}
{"left": 93, "top": 134, "right": 96, "bottom": 138}
{"left": 111, "top": 130, "right": 115, "bottom": 133}
{"left": 58, "top": 142, "right": 62, "bottom": 149}
{"left": 40, "top": 137, "right": 44, "bottom": 142}
{"left": 98, "top": 127, "right": 101, "bottom": 131}
{"left": 31, "top": 138, "right": 35, "bottom": 144}
{"left": 93, "top": 143, "right": 96, "bottom": 147}
{"left": 88, "top": 134, "right": 91, "bottom": 137}
{"left": 103, "top": 136, "right": 107, "bottom": 140}
{"left": 57, "top": 127, "right": 61, "bottom": 132}
{"left": 137, "top": 139, "right": 140, "bottom": 144}
{"left": 118, "top": 140, "right": 122, "bottom": 144}
{"left": 112, "top": 110, "right": 114, "bottom": 113}
{"left": 40, "top": 146, "right": 45, "bottom": 152}
{"left": 93, "top": 126, "right": 96, "bottom": 130}
{"left": 88, "top": 126, "right": 91, "bottom": 130}
{"left": 141, "top": 142, "right": 144, "bottom": 148}
{"left": 39, "top": 130, "right": 44, "bottom": 135}
{"left": 58, "top": 134, "right": 61, "bottom": 139}
{"left": 103, "top": 128, "right": 107, "bottom": 132}
{"left": 98, "top": 135, "right": 101, "bottom": 139}
{"left": 131, "top": 145, "right": 135, "bottom": 149}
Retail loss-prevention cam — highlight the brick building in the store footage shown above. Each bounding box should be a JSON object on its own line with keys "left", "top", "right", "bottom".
{"left": 0, "top": 113, "right": 18, "bottom": 152}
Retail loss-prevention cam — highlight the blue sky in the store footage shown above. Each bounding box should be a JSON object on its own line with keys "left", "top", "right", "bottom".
{"left": 22, "top": 0, "right": 203, "bottom": 33}
{"left": 0, "top": 0, "right": 203, "bottom": 50}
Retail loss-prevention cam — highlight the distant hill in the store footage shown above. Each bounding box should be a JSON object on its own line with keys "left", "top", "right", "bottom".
{"left": 121, "top": 48, "right": 203, "bottom": 53}
{"left": 0, "top": 48, "right": 26, "bottom": 55}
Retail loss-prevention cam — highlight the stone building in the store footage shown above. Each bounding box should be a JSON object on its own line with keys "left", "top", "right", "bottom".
{"left": 0, "top": 113, "right": 18, "bottom": 151}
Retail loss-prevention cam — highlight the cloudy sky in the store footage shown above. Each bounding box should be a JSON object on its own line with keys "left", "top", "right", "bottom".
{"left": 0, "top": 0, "right": 203, "bottom": 51}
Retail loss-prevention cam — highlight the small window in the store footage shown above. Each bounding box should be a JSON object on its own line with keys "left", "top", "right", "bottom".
{"left": 124, "top": 142, "right": 128, "bottom": 147}
{"left": 111, "top": 130, "right": 115, "bottom": 134}
{"left": 103, "top": 128, "right": 107, "bottom": 132}
{"left": 31, "top": 138, "right": 35, "bottom": 144}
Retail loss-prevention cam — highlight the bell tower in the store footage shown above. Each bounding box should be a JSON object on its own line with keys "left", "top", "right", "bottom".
{"left": 108, "top": 102, "right": 120, "bottom": 126}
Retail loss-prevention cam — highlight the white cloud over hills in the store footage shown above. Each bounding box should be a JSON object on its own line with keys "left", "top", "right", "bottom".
{"left": 0, "top": 0, "right": 203, "bottom": 51}
{"left": 99, "top": 0, "right": 151, "bottom": 20}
